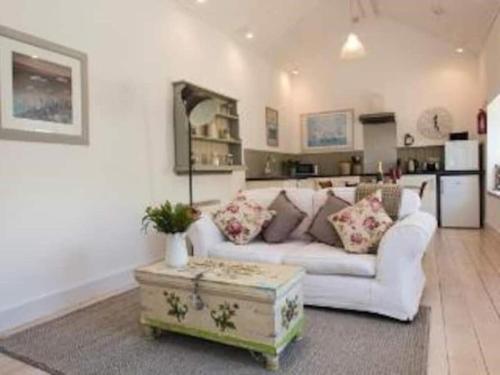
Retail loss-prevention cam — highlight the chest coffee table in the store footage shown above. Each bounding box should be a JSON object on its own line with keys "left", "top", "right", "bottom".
{"left": 134, "top": 257, "right": 305, "bottom": 370}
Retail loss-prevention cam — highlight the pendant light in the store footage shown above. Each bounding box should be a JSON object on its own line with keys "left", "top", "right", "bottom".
{"left": 341, "top": 0, "right": 366, "bottom": 60}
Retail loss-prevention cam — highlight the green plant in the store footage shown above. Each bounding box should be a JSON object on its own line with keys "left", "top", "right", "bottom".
{"left": 142, "top": 201, "right": 198, "bottom": 234}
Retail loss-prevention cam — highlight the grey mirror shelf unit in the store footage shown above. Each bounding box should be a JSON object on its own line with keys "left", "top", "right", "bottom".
{"left": 173, "top": 81, "right": 244, "bottom": 174}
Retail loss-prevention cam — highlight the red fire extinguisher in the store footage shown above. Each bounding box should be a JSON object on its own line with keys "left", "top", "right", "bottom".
{"left": 477, "top": 108, "right": 487, "bottom": 135}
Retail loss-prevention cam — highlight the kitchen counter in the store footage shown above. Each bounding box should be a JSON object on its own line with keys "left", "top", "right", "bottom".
{"left": 245, "top": 170, "right": 483, "bottom": 181}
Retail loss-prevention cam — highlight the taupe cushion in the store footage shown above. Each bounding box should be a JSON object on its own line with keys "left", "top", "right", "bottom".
{"left": 262, "top": 191, "right": 307, "bottom": 243}
{"left": 307, "top": 191, "right": 351, "bottom": 247}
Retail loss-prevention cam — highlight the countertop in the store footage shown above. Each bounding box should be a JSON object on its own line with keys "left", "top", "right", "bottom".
{"left": 246, "top": 170, "right": 483, "bottom": 181}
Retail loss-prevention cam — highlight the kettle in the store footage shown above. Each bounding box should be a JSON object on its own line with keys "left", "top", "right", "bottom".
{"left": 407, "top": 159, "right": 419, "bottom": 173}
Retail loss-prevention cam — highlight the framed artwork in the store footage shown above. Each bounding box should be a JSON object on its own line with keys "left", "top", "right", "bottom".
{"left": 0, "top": 25, "right": 88, "bottom": 145}
{"left": 301, "top": 109, "right": 354, "bottom": 152}
{"left": 265, "top": 107, "right": 279, "bottom": 147}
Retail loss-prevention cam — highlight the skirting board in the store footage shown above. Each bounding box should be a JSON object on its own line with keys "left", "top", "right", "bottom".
{"left": 0, "top": 262, "right": 160, "bottom": 336}
{"left": 486, "top": 223, "right": 500, "bottom": 234}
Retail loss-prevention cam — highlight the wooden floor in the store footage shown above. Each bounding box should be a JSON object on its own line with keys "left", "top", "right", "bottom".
{"left": 1, "top": 228, "right": 500, "bottom": 375}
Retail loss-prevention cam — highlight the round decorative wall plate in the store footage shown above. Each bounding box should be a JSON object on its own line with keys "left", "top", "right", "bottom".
{"left": 417, "top": 107, "right": 453, "bottom": 140}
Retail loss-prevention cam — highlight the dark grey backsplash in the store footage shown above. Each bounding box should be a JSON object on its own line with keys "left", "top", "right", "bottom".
{"left": 244, "top": 150, "right": 295, "bottom": 178}
{"left": 397, "top": 145, "right": 444, "bottom": 164}
{"left": 245, "top": 145, "right": 445, "bottom": 178}
{"left": 299, "top": 151, "right": 364, "bottom": 175}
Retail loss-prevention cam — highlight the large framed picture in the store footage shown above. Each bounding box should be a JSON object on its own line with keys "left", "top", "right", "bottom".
{"left": 301, "top": 109, "right": 354, "bottom": 152}
{"left": 0, "top": 25, "right": 88, "bottom": 145}
{"left": 266, "top": 107, "right": 279, "bottom": 147}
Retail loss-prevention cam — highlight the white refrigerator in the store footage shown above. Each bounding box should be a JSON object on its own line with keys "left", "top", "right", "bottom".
{"left": 441, "top": 141, "right": 481, "bottom": 228}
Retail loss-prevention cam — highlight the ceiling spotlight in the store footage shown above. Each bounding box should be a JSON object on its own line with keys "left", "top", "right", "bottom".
{"left": 195, "top": 0, "right": 207, "bottom": 3}
{"left": 291, "top": 69, "right": 300, "bottom": 76}
{"left": 455, "top": 47, "right": 464, "bottom": 54}
{"left": 245, "top": 31, "right": 254, "bottom": 40}
{"left": 31, "top": 55, "right": 38, "bottom": 59}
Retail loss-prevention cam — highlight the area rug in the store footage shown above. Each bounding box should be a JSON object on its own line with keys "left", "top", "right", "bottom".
{"left": 0, "top": 290, "right": 429, "bottom": 375}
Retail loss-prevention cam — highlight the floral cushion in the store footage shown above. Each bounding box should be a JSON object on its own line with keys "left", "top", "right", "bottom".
{"left": 213, "top": 195, "right": 275, "bottom": 245}
{"left": 328, "top": 190, "right": 393, "bottom": 254}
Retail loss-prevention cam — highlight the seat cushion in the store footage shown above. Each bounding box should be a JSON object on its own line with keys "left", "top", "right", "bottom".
{"left": 208, "top": 240, "right": 309, "bottom": 264}
{"left": 283, "top": 242, "right": 377, "bottom": 277}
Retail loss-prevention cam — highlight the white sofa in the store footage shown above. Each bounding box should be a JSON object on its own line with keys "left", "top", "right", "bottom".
{"left": 187, "top": 187, "right": 437, "bottom": 321}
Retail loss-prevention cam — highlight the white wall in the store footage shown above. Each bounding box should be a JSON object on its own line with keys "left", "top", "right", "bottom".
{"left": 480, "top": 13, "right": 500, "bottom": 232}
{"left": 0, "top": 0, "right": 292, "bottom": 331}
{"left": 288, "top": 17, "right": 482, "bottom": 152}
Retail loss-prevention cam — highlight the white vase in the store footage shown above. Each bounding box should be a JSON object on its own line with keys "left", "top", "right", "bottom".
{"left": 165, "top": 232, "right": 188, "bottom": 268}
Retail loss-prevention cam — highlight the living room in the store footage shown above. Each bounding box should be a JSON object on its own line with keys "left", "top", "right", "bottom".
{"left": 0, "top": 0, "right": 499, "bottom": 374}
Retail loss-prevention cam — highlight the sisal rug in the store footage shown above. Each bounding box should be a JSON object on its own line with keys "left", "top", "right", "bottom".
{"left": 0, "top": 290, "right": 429, "bottom": 375}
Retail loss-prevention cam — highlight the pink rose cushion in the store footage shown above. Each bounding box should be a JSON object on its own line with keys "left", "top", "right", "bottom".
{"left": 328, "top": 190, "right": 393, "bottom": 254}
{"left": 213, "top": 195, "right": 275, "bottom": 245}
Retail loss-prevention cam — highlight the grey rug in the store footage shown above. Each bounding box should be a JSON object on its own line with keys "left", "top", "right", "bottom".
{"left": 0, "top": 290, "right": 429, "bottom": 375}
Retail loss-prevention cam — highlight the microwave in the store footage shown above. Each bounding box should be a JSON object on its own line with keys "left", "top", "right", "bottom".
{"left": 291, "top": 163, "right": 319, "bottom": 177}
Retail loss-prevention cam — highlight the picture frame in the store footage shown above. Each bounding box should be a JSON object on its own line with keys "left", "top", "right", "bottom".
{"left": 0, "top": 25, "right": 89, "bottom": 145}
{"left": 265, "top": 107, "right": 279, "bottom": 147}
{"left": 301, "top": 109, "right": 354, "bottom": 152}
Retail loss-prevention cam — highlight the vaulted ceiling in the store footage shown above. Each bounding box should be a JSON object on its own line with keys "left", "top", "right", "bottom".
{"left": 176, "top": 0, "right": 500, "bottom": 64}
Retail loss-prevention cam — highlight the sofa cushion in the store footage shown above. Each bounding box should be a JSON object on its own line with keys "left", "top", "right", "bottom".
{"left": 307, "top": 191, "right": 351, "bottom": 247}
{"left": 208, "top": 240, "right": 309, "bottom": 264}
{"left": 212, "top": 196, "right": 274, "bottom": 245}
{"left": 313, "top": 187, "right": 421, "bottom": 220}
{"left": 313, "top": 187, "right": 356, "bottom": 215}
{"left": 329, "top": 190, "right": 393, "bottom": 254}
{"left": 355, "top": 183, "right": 402, "bottom": 220}
{"left": 242, "top": 188, "right": 315, "bottom": 241}
{"left": 262, "top": 191, "right": 307, "bottom": 243}
{"left": 283, "top": 242, "right": 376, "bottom": 277}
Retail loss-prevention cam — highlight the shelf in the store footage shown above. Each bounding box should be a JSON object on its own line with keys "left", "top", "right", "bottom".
{"left": 174, "top": 81, "right": 242, "bottom": 176}
{"left": 175, "top": 165, "right": 246, "bottom": 174}
{"left": 192, "top": 136, "right": 241, "bottom": 145}
{"left": 216, "top": 113, "right": 239, "bottom": 120}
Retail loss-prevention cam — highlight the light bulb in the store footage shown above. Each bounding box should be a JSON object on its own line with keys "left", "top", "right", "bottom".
{"left": 340, "top": 33, "right": 366, "bottom": 60}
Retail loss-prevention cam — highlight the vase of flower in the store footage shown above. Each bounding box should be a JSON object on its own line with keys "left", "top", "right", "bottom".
{"left": 142, "top": 201, "right": 199, "bottom": 269}
{"left": 164, "top": 232, "right": 188, "bottom": 268}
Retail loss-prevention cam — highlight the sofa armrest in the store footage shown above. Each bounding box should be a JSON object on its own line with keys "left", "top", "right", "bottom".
{"left": 187, "top": 214, "right": 225, "bottom": 257}
{"left": 376, "top": 211, "right": 437, "bottom": 283}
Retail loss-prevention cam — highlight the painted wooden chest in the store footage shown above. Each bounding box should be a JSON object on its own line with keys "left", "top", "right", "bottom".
{"left": 134, "top": 257, "right": 305, "bottom": 370}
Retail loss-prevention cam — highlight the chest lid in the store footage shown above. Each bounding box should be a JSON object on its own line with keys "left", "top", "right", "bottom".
{"left": 135, "top": 257, "right": 304, "bottom": 296}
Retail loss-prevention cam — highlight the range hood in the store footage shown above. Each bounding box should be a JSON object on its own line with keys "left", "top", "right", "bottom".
{"left": 360, "top": 112, "right": 398, "bottom": 174}
{"left": 359, "top": 112, "right": 396, "bottom": 125}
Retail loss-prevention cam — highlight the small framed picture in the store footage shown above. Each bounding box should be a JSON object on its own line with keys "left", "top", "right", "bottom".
{"left": 301, "top": 109, "right": 354, "bottom": 152}
{"left": 0, "top": 25, "right": 88, "bottom": 145}
{"left": 266, "top": 107, "right": 279, "bottom": 147}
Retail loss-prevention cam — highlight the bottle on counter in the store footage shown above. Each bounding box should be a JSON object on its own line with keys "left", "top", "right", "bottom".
{"left": 376, "top": 161, "right": 384, "bottom": 183}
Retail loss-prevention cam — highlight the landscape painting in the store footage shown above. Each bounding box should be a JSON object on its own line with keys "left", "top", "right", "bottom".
{"left": 0, "top": 24, "right": 88, "bottom": 145}
{"left": 13, "top": 52, "right": 73, "bottom": 124}
{"left": 301, "top": 109, "right": 354, "bottom": 152}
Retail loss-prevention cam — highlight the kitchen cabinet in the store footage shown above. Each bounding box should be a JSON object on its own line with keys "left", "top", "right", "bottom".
{"left": 399, "top": 175, "right": 437, "bottom": 218}
{"left": 440, "top": 175, "right": 481, "bottom": 228}
{"left": 246, "top": 179, "right": 299, "bottom": 190}
{"left": 246, "top": 176, "right": 361, "bottom": 190}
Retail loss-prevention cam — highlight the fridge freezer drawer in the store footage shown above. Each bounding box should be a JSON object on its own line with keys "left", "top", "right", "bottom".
{"left": 440, "top": 175, "right": 480, "bottom": 228}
